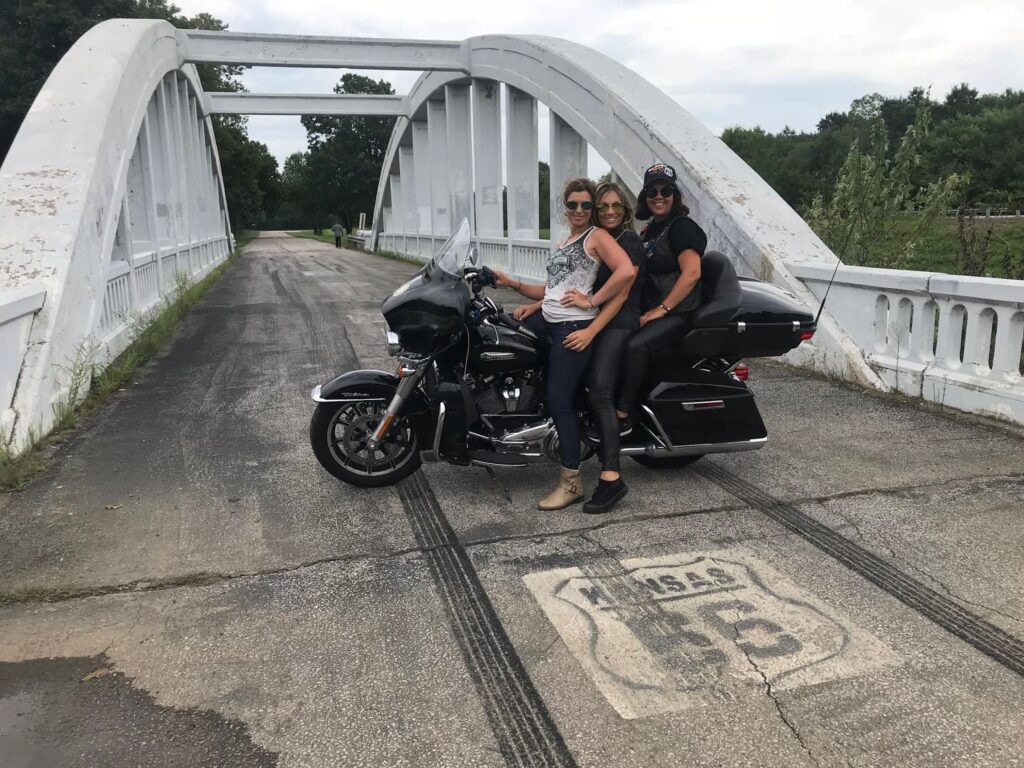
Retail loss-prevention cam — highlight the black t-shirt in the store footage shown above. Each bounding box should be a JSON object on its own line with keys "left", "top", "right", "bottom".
{"left": 642, "top": 216, "right": 707, "bottom": 273}
{"left": 593, "top": 229, "right": 645, "bottom": 330}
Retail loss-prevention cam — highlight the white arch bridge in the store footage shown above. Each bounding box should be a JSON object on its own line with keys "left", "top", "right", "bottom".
{"left": 1, "top": 19, "right": 1022, "bottom": 452}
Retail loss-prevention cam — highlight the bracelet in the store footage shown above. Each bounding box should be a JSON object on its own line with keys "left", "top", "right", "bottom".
{"left": 659, "top": 302, "right": 671, "bottom": 313}
{"left": 586, "top": 296, "right": 594, "bottom": 311}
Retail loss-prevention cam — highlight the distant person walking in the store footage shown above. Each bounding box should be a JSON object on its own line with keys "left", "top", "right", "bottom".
{"left": 331, "top": 223, "right": 346, "bottom": 248}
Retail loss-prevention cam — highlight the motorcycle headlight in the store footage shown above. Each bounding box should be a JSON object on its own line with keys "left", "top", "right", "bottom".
{"left": 385, "top": 329, "right": 402, "bottom": 357}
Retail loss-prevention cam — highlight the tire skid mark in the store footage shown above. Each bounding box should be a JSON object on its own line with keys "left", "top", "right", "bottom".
{"left": 397, "top": 473, "right": 578, "bottom": 768}
{"left": 281, "top": 235, "right": 575, "bottom": 765}
{"left": 696, "top": 463, "right": 1024, "bottom": 678}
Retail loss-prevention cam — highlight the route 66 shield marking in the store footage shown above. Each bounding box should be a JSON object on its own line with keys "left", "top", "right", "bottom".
{"left": 523, "top": 548, "right": 901, "bottom": 719}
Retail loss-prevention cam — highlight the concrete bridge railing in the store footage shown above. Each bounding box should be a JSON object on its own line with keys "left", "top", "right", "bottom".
{"left": 790, "top": 262, "right": 1024, "bottom": 425}
{"left": 0, "top": 19, "right": 233, "bottom": 451}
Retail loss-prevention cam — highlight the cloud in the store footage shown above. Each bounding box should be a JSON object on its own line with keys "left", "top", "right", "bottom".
{"left": 173, "top": 0, "right": 1024, "bottom": 168}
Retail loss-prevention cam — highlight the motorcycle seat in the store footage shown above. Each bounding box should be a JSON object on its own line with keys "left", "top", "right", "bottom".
{"left": 691, "top": 250, "right": 742, "bottom": 328}
{"left": 668, "top": 251, "right": 743, "bottom": 357}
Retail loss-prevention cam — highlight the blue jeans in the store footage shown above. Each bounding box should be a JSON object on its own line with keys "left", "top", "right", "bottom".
{"left": 524, "top": 313, "right": 594, "bottom": 469}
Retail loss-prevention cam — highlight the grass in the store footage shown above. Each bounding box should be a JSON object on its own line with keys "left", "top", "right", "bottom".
{"left": 854, "top": 215, "right": 1024, "bottom": 278}
{"left": 283, "top": 230, "right": 425, "bottom": 267}
{"left": 371, "top": 249, "right": 426, "bottom": 267}
{"left": 287, "top": 229, "right": 350, "bottom": 248}
{"left": 502, "top": 228, "right": 551, "bottom": 240}
{"left": 0, "top": 231, "right": 256, "bottom": 492}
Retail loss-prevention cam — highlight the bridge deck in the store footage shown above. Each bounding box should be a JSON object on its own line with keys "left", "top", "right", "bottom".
{"left": 1, "top": 233, "right": 1022, "bottom": 767}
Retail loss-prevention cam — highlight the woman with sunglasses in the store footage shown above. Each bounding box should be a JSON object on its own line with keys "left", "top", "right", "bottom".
{"left": 493, "top": 178, "right": 634, "bottom": 510}
{"left": 615, "top": 163, "right": 706, "bottom": 426}
{"left": 508, "top": 181, "right": 644, "bottom": 513}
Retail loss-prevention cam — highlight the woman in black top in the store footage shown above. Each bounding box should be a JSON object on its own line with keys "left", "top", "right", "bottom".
{"left": 578, "top": 181, "right": 643, "bottom": 512}
{"left": 616, "top": 163, "right": 706, "bottom": 421}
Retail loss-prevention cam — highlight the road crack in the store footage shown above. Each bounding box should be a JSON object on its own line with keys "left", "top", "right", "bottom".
{"left": 0, "top": 544, "right": 430, "bottom": 607}
{"left": 727, "top": 613, "right": 821, "bottom": 767}
{"left": 902, "top": 561, "right": 1024, "bottom": 627}
{"left": 824, "top": 503, "right": 1024, "bottom": 627}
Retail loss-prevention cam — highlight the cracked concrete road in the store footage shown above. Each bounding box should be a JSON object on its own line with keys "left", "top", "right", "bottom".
{"left": 2, "top": 233, "right": 1023, "bottom": 767}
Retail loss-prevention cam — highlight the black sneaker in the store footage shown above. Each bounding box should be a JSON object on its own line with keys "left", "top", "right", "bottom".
{"left": 583, "top": 478, "right": 628, "bottom": 514}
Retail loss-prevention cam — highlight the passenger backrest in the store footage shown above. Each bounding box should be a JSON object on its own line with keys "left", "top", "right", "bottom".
{"left": 692, "top": 250, "right": 742, "bottom": 328}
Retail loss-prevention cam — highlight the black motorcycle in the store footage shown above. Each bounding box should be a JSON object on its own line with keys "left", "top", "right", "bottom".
{"left": 310, "top": 220, "right": 815, "bottom": 487}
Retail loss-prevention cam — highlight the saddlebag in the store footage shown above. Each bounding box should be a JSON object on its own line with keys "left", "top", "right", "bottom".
{"left": 641, "top": 370, "right": 767, "bottom": 447}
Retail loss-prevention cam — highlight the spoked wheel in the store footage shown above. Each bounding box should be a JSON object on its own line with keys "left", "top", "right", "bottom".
{"left": 310, "top": 400, "right": 421, "bottom": 487}
{"left": 631, "top": 453, "right": 704, "bottom": 469}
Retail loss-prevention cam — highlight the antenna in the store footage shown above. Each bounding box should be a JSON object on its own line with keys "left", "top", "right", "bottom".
{"left": 812, "top": 191, "right": 865, "bottom": 326}
{"left": 814, "top": 256, "right": 844, "bottom": 325}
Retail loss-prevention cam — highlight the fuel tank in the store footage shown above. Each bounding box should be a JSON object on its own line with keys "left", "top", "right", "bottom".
{"left": 467, "top": 322, "right": 542, "bottom": 374}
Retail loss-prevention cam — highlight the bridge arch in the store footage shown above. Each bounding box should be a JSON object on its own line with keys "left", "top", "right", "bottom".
{"left": 0, "top": 19, "right": 232, "bottom": 449}
{"left": 8, "top": 26, "right": 1018, "bottom": 444}
{"left": 368, "top": 35, "right": 879, "bottom": 389}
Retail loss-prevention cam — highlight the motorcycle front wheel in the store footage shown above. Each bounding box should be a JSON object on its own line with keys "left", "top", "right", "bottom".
{"left": 310, "top": 400, "right": 421, "bottom": 487}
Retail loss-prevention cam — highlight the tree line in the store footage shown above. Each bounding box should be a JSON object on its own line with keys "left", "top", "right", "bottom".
{"left": 722, "top": 84, "right": 1024, "bottom": 212}
{"left": 0, "top": 0, "right": 281, "bottom": 232}
{"left": 3, "top": 3, "right": 1021, "bottom": 272}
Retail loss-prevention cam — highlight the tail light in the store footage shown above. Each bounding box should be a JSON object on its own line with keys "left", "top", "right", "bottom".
{"left": 799, "top": 329, "right": 815, "bottom": 342}
{"left": 731, "top": 364, "right": 749, "bottom": 381}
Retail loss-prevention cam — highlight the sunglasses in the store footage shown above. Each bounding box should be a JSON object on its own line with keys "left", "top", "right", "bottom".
{"left": 564, "top": 200, "right": 594, "bottom": 211}
{"left": 644, "top": 185, "right": 675, "bottom": 199}
{"left": 596, "top": 202, "right": 625, "bottom": 213}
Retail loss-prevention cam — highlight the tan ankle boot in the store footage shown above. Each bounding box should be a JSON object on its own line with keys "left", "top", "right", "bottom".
{"left": 538, "top": 466, "right": 584, "bottom": 511}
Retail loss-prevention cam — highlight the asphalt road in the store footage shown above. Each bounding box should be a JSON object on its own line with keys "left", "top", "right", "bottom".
{"left": 1, "top": 233, "right": 1022, "bottom": 767}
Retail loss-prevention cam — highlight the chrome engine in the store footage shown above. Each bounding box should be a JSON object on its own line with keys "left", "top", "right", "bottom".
{"left": 471, "top": 372, "right": 541, "bottom": 416}
{"left": 469, "top": 372, "right": 564, "bottom": 462}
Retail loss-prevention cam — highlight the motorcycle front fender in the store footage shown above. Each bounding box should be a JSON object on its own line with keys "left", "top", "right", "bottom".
{"left": 311, "top": 369, "right": 432, "bottom": 436}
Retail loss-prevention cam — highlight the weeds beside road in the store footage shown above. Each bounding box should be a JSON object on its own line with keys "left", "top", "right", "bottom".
{"left": 0, "top": 232, "right": 258, "bottom": 491}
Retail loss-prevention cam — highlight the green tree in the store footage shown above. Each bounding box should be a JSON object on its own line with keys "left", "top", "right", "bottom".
{"left": 926, "top": 104, "right": 1024, "bottom": 209}
{"left": 300, "top": 74, "right": 396, "bottom": 229}
{"left": 0, "top": 0, "right": 281, "bottom": 232}
{"left": 807, "top": 104, "right": 962, "bottom": 267}
{"left": 538, "top": 161, "right": 550, "bottom": 230}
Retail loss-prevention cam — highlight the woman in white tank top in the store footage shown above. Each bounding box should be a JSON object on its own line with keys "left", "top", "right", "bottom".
{"left": 493, "top": 178, "right": 634, "bottom": 511}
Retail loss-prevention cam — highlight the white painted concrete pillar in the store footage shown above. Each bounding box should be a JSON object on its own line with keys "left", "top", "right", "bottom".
{"left": 389, "top": 174, "right": 405, "bottom": 235}
{"left": 548, "top": 112, "right": 587, "bottom": 246}
{"left": 411, "top": 121, "right": 431, "bottom": 235}
{"left": 156, "top": 79, "right": 177, "bottom": 242}
{"left": 426, "top": 99, "right": 450, "bottom": 237}
{"left": 445, "top": 84, "right": 473, "bottom": 232}
{"left": 472, "top": 79, "right": 503, "bottom": 238}
{"left": 172, "top": 77, "right": 193, "bottom": 252}
{"left": 128, "top": 122, "right": 154, "bottom": 253}
{"left": 505, "top": 86, "right": 539, "bottom": 240}
{"left": 398, "top": 144, "right": 417, "bottom": 250}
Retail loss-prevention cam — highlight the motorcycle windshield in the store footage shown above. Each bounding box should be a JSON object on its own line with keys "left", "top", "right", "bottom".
{"left": 428, "top": 219, "right": 474, "bottom": 278}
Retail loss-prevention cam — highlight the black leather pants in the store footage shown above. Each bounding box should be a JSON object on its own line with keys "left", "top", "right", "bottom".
{"left": 616, "top": 313, "right": 693, "bottom": 411}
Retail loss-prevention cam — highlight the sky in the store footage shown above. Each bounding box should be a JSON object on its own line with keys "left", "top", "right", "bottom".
{"left": 174, "top": 0, "right": 1024, "bottom": 172}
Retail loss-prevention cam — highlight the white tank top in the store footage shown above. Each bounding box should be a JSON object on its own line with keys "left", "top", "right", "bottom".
{"left": 542, "top": 227, "right": 600, "bottom": 322}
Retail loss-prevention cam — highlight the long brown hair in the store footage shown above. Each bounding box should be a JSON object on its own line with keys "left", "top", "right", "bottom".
{"left": 562, "top": 177, "right": 598, "bottom": 226}
{"left": 595, "top": 181, "right": 636, "bottom": 235}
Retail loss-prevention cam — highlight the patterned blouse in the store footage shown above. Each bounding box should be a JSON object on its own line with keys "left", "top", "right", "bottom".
{"left": 542, "top": 227, "right": 600, "bottom": 323}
